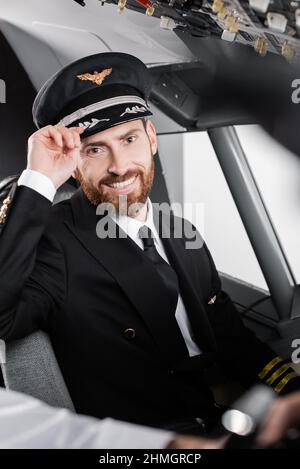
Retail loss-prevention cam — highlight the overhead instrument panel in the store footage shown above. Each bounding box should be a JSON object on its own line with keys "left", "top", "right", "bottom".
{"left": 79, "top": 0, "right": 300, "bottom": 62}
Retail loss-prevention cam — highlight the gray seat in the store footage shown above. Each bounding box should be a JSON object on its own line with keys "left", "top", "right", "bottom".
{"left": 0, "top": 175, "right": 76, "bottom": 411}
{"left": 2, "top": 331, "right": 75, "bottom": 411}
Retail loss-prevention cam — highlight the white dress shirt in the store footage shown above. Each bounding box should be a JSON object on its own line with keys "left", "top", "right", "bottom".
{"left": 0, "top": 388, "right": 173, "bottom": 449}
{"left": 18, "top": 169, "right": 201, "bottom": 356}
{"left": 18, "top": 169, "right": 56, "bottom": 202}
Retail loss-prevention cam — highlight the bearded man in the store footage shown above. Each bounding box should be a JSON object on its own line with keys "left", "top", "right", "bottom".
{"left": 0, "top": 53, "right": 300, "bottom": 440}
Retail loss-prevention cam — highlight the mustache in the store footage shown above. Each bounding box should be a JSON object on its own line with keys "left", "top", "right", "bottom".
{"left": 99, "top": 170, "right": 141, "bottom": 186}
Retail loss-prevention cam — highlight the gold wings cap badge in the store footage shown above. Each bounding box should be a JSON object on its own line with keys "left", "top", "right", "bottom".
{"left": 77, "top": 67, "right": 112, "bottom": 86}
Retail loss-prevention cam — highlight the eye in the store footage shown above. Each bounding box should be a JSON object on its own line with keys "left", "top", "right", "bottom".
{"left": 126, "top": 135, "right": 137, "bottom": 144}
{"left": 86, "top": 147, "right": 105, "bottom": 157}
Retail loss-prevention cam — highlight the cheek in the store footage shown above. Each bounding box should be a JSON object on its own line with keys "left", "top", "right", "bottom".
{"left": 80, "top": 160, "right": 105, "bottom": 183}
{"left": 132, "top": 142, "right": 152, "bottom": 168}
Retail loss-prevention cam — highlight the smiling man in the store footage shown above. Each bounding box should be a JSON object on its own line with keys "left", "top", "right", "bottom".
{"left": 0, "top": 52, "right": 300, "bottom": 440}
{"left": 75, "top": 118, "right": 156, "bottom": 219}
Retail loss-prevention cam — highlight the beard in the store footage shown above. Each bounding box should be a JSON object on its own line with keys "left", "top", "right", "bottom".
{"left": 74, "top": 154, "right": 155, "bottom": 217}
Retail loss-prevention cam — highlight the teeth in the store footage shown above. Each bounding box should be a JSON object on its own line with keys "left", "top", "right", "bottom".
{"left": 108, "top": 176, "right": 136, "bottom": 188}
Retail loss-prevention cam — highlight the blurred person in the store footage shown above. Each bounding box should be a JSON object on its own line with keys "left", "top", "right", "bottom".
{"left": 257, "top": 391, "right": 300, "bottom": 447}
{"left": 0, "top": 387, "right": 226, "bottom": 449}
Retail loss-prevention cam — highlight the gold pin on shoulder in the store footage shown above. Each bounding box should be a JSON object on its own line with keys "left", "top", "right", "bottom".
{"left": 208, "top": 295, "right": 217, "bottom": 305}
{"left": 77, "top": 67, "right": 112, "bottom": 86}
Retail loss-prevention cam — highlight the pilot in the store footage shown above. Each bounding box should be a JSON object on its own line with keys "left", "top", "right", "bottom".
{"left": 0, "top": 52, "right": 300, "bottom": 435}
{"left": 0, "top": 387, "right": 225, "bottom": 448}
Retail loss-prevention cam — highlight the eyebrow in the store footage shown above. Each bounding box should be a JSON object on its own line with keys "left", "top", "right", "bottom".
{"left": 82, "top": 128, "right": 143, "bottom": 150}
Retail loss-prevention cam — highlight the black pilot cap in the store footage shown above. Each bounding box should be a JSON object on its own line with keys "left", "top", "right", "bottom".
{"left": 32, "top": 52, "right": 153, "bottom": 138}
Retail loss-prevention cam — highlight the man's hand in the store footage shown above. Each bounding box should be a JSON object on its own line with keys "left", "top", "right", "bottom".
{"left": 256, "top": 391, "right": 300, "bottom": 447}
{"left": 27, "top": 125, "right": 85, "bottom": 189}
{"left": 166, "top": 435, "right": 228, "bottom": 449}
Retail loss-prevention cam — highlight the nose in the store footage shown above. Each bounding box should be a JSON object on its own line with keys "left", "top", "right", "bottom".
{"left": 107, "top": 148, "right": 129, "bottom": 176}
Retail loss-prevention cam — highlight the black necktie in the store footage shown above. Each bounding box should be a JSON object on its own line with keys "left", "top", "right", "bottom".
{"left": 138, "top": 226, "right": 179, "bottom": 313}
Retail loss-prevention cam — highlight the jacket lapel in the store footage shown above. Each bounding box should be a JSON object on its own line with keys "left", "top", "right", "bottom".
{"left": 65, "top": 189, "right": 189, "bottom": 366}
{"left": 157, "top": 209, "right": 217, "bottom": 352}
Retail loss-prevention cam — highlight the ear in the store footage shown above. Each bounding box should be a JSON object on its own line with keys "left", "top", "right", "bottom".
{"left": 72, "top": 167, "right": 80, "bottom": 180}
{"left": 145, "top": 119, "right": 157, "bottom": 155}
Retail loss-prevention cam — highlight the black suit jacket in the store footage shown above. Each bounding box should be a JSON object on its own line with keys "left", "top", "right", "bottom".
{"left": 0, "top": 185, "right": 299, "bottom": 427}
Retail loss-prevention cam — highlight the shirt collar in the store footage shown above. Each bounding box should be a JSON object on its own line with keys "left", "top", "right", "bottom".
{"left": 111, "top": 198, "right": 159, "bottom": 242}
